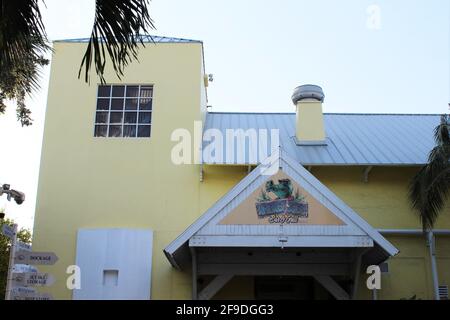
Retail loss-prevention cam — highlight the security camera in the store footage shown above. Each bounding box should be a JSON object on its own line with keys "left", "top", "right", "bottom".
{"left": 1, "top": 184, "right": 25, "bottom": 205}
{"left": 9, "top": 190, "right": 25, "bottom": 205}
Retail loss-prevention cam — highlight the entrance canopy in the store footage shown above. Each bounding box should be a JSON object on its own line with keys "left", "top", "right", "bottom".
{"left": 164, "top": 149, "right": 398, "bottom": 299}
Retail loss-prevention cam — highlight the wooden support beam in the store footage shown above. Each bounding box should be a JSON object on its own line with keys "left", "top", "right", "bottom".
{"left": 198, "top": 263, "right": 350, "bottom": 276}
{"left": 198, "top": 251, "right": 351, "bottom": 264}
{"left": 351, "top": 248, "right": 367, "bottom": 300}
{"left": 314, "top": 275, "right": 350, "bottom": 300}
{"left": 190, "top": 247, "right": 198, "bottom": 300}
{"left": 198, "top": 274, "right": 233, "bottom": 300}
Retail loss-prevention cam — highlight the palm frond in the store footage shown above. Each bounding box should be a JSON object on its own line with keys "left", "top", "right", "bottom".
{"left": 79, "top": 0, "right": 156, "bottom": 83}
{"left": 0, "top": 0, "right": 50, "bottom": 126}
{"left": 409, "top": 114, "right": 450, "bottom": 231}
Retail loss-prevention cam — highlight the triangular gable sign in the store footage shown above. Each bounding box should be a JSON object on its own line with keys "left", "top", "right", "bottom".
{"left": 164, "top": 149, "right": 398, "bottom": 268}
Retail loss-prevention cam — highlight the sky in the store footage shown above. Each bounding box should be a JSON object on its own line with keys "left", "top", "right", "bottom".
{"left": 0, "top": 0, "right": 449, "bottom": 230}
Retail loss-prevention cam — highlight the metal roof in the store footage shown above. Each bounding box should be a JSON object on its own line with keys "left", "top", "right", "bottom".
{"left": 203, "top": 112, "right": 441, "bottom": 166}
{"left": 54, "top": 35, "right": 202, "bottom": 44}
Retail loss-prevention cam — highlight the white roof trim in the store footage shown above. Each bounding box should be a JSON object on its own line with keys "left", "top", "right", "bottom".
{"left": 164, "top": 149, "right": 398, "bottom": 268}
{"left": 281, "top": 152, "right": 398, "bottom": 256}
{"left": 164, "top": 151, "right": 281, "bottom": 258}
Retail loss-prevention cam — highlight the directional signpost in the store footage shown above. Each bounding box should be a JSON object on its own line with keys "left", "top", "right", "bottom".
{"left": 11, "top": 286, "right": 36, "bottom": 295}
{"left": 16, "top": 240, "right": 32, "bottom": 252}
{"left": 1, "top": 223, "right": 58, "bottom": 300}
{"left": 12, "top": 272, "right": 55, "bottom": 287}
{"left": 13, "top": 264, "right": 38, "bottom": 274}
{"left": 15, "top": 250, "right": 59, "bottom": 265}
{"left": 1, "top": 224, "right": 15, "bottom": 239}
{"left": 10, "top": 289, "right": 53, "bottom": 301}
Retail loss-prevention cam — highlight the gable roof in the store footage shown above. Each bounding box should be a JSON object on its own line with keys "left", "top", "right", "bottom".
{"left": 54, "top": 35, "right": 202, "bottom": 44}
{"left": 164, "top": 149, "right": 398, "bottom": 269}
{"left": 203, "top": 112, "right": 440, "bottom": 166}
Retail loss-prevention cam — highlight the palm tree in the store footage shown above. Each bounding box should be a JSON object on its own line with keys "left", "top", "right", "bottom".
{"left": 409, "top": 114, "right": 450, "bottom": 231}
{"left": 0, "top": 0, "right": 155, "bottom": 126}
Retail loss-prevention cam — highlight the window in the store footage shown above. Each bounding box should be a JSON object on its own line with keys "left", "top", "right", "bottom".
{"left": 94, "top": 85, "right": 153, "bottom": 138}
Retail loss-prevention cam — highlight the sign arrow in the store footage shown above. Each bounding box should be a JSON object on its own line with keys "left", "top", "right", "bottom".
{"left": 13, "top": 264, "right": 38, "bottom": 273}
{"left": 16, "top": 241, "right": 32, "bottom": 252}
{"left": 10, "top": 291, "right": 53, "bottom": 300}
{"left": 12, "top": 272, "right": 55, "bottom": 287}
{"left": 14, "top": 250, "right": 58, "bottom": 265}
{"left": 11, "top": 286, "right": 37, "bottom": 295}
{"left": 1, "top": 224, "right": 15, "bottom": 239}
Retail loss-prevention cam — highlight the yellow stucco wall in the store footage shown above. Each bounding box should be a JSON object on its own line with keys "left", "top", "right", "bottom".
{"left": 33, "top": 42, "right": 449, "bottom": 300}
{"left": 33, "top": 41, "right": 208, "bottom": 299}
{"left": 201, "top": 166, "right": 450, "bottom": 300}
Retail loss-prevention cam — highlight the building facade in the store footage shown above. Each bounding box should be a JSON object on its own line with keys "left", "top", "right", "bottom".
{"left": 33, "top": 36, "right": 450, "bottom": 300}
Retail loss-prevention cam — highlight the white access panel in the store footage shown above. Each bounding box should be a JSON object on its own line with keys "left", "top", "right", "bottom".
{"left": 73, "top": 228, "right": 153, "bottom": 300}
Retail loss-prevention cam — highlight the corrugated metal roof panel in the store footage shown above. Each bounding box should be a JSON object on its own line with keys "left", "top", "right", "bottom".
{"left": 54, "top": 35, "right": 202, "bottom": 44}
{"left": 203, "top": 112, "right": 440, "bottom": 165}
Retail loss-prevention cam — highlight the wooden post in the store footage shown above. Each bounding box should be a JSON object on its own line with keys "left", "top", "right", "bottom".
{"left": 351, "top": 250, "right": 363, "bottom": 299}
{"left": 5, "top": 224, "right": 18, "bottom": 300}
{"left": 191, "top": 247, "right": 198, "bottom": 300}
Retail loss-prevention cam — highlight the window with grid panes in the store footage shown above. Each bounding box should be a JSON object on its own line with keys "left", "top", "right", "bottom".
{"left": 94, "top": 85, "right": 153, "bottom": 138}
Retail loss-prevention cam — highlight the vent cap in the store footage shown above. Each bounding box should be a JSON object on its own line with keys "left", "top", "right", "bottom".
{"left": 292, "top": 84, "right": 325, "bottom": 104}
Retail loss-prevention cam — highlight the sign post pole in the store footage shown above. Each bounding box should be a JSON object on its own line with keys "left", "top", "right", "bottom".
{"left": 4, "top": 224, "right": 18, "bottom": 300}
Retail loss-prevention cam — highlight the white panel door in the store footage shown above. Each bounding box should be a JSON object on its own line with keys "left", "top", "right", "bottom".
{"left": 73, "top": 228, "right": 153, "bottom": 300}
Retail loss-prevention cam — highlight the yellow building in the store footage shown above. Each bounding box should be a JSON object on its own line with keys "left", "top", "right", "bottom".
{"left": 33, "top": 36, "right": 450, "bottom": 300}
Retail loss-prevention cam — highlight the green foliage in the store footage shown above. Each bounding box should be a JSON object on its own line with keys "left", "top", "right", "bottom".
{"left": 409, "top": 114, "right": 450, "bottom": 231}
{"left": 0, "top": 219, "right": 32, "bottom": 300}
{"left": 0, "top": 0, "right": 50, "bottom": 126}
{"left": 79, "top": 0, "right": 155, "bottom": 84}
{"left": 0, "top": 0, "right": 155, "bottom": 125}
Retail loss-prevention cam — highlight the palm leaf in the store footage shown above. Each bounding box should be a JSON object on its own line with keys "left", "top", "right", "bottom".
{"left": 409, "top": 114, "right": 450, "bottom": 231}
{"left": 78, "top": 0, "right": 156, "bottom": 83}
{"left": 0, "top": 0, "right": 50, "bottom": 125}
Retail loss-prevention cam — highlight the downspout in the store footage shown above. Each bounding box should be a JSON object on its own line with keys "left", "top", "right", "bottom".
{"left": 372, "top": 288, "right": 378, "bottom": 300}
{"left": 427, "top": 231, "right": 440, "bottom": 300}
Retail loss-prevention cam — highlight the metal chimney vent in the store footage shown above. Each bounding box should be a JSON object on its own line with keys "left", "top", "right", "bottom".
{"left": 292, "top": 84, "right": 325, "bottom": 104}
